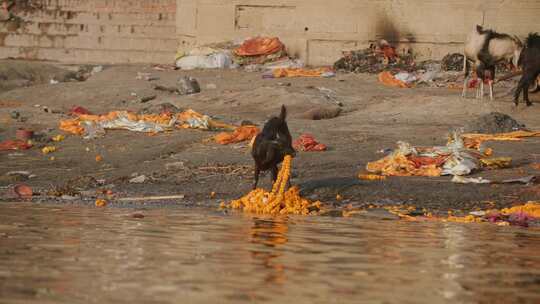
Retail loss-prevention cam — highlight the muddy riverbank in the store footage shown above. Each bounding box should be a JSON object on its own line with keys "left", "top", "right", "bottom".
{"left": 1, "top": 60, "right": 540, "bottom": 214}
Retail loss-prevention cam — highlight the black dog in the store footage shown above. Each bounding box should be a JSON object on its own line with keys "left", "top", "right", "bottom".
{"left": 514, "top": 33, "right": 540, "bottom": 106}
{"left": 251, "top": 105, "right": 296, "bottom": 189}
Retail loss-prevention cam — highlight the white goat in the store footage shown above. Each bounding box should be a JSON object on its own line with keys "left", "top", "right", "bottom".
{"left": 462, "top": 25, "right": 522, "bottom": 100}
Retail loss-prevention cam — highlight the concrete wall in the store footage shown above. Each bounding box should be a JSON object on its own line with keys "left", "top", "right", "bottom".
{"left": 177, "top": 0, "right": 540, "bottom": 66}
{"left": 0, "top": 0, "right": 176, "bottom": 63}
{"left": 1, "top": 0, "right": 539, "bottom": 64}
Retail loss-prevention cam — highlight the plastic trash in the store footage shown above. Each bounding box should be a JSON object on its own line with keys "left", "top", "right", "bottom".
{"left": 175, "top": 52, "right": 233, "bottom": 70}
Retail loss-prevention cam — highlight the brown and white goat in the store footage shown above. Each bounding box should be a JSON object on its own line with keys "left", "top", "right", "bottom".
{"left": 462, "top": 25, "right": 522, "bottom": 100}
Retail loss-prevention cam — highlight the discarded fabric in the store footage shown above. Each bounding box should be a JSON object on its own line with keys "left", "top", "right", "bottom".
{"left": 293, "top": 134, "right": 327, "bottom": 152}
{"left": 366, "top": 134, "right": 484, "bottom": 177}
{"left": 378, "top": 71, "right": 410, "bottom": 88}
{"left": 0, "top": 139, "right": 32, "bottom": 151}
{"left": 462, "top": 130, "right": 540, "bottom": 149}
{"left": 60, "top": 109, "right": 235, "bottom": 138}
{"left": 214, "top": 125, "right": 260, "bottom": 145}
{"left": 271, "top": 67, "right": 335, "bottom": 78}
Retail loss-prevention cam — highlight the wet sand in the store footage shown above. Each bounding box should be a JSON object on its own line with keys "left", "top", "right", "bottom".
{"left": 1, "top": 60, "right": 540, "bottom": 213}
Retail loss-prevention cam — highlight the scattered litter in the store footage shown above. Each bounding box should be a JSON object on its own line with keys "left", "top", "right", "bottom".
{"left": 394, "top": 72, "right": 417, "bottom": 84}
{"left": 358, "top": 174, "right": 387, "bottom": 181}
{"left": 0, "top": 140, "right": 32, "bottom": 151}
{"left": 176, "top": 52, "right": 233, "bottom": 70}
{"left": 206, "top": 83, "right": 217, "bottom": 89}
{"left": 95, "top": 155, "right": 103, "bottom": 162}
{"left": 49, "top": 79, "right": 59, "bottom": 85}
{"left": 441, "top": 53, "right": 464, "bottom": 71}
{"left": 462, "top": 130, "right": 540, "bottom": 150}
{"left": 165, "top": 162, "right": 185, "bottom": 170}
{"left": 129, "top": 175, "right": 147, "bottom": 184}
{"left": 269, "top": 67, "right": 335, "bottom": 78}
{"left": 367, "top": 132, "right": 484, "bottom": 177}
{"left": 69, "top": 106, "right": 92, "bottom": 116}
{"left": 51, "top": 135, "right": 65, "bottom": 142}
{"left": 91, "top": 66, "right": 103, "bottom": 74}
{"left": 7, "top": 171, "right": 35, "bottom": 179}
{"left": 214, "top": 125, "right": 259, "bottom": 145}
{"left": 132, "top": 213, "right": 145, "bottom": 219}
{"left": 60, "top": 109, "right": 235, "bottom": 138}
{"left": 378, "top": 71, "right": 410, "bottom": 88}
{"left": 334, "top": 41, "right": 415, "bottom": 74}
{"left": 293, "top": 134, "right": 327, "bottom": 152}
{"left": 451, "top": 176, "right": 491, "bottom": 184}
{"left": 500, "top": 176, "right": 536, "bottom": 185}
{"left": 14, "top": 184, "right": 33, "bottom": 199}
{"left": 41, "top": 146, "right": 57, "bottom": 154}
{"left": 95, "top": 199, "right": 107, "bottom": 207}
{"left": 136, "top": 72, "right": 159, "bottom": 81}
{"left": 480, "top": 157, "right": 512, "bottom": 169}
{"left": 15, "top": 129, "right": 33, "bottom": 141}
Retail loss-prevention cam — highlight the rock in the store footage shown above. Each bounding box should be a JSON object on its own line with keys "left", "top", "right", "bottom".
{"left": 463, "top": 112, "right": 525, "bottom": 134}
{"left": 129, "top": 175, "right": 147, "bottom": 184}
{"left": 177, "top": 76, "right": 201, "bottom": 95}
{"left": 165, "top": 162, "right": 185, "bottom": 170}
{"left": 138, "top": 103, "right": 181, "bottom": 115}
{"left": 300, "top": 106, "right": 342, "bottom": 120}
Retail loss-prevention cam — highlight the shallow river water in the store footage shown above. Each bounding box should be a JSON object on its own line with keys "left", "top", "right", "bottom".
{"left": 0, "top": 203, "right": 539, "bottom": 304}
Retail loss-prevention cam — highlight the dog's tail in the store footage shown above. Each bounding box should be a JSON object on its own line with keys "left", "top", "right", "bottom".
{"left": 279, "top": 104, "right": 287, "bottom": 121}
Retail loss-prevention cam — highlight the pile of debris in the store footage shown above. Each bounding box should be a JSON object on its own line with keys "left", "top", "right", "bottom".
{"left": 334, "top": 40, "right": 415, "bottom": 74}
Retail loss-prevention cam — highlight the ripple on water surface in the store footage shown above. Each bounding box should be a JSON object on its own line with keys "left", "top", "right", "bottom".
{"left": 0, "top": 203, "right": 539, "bottom": 303}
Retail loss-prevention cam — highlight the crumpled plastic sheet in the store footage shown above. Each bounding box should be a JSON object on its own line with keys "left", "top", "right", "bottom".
{"left": 367, "top": 133, "right": 481, "bottom": 177}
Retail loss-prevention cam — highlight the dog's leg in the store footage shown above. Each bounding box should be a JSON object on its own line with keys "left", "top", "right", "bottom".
{"left": 271, "top": 166, "right": 278, "bottom": 183}
{"left": 253, "top": 166, "right": 261, "bottom": 190}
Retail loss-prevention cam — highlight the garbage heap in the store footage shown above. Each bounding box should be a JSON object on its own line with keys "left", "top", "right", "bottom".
{"left": 334, "top": 40, "right": 415, "bottom": 74}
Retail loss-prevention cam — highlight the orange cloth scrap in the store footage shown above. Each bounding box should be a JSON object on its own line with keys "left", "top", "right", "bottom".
{"left": 272, "top": 67, "right": 333, "bottom": 78}
{"left": 293, "top": 134, "right": 327, "bottom": 152}
{"left": 60, "top": 110, "right": 236, "bottom": 136}
{"left": 215, "top": 125, "right": 260, "bottom": 145}
{"left": 462, "top": 131, "right": 540, "bottom": 149}
{"left": 234, "top": 37, "right": 284, "bottom": 57}
{"left": 366, "top": 153, "right": 443, "bottom": 177}
{"left": 378, "top": 71, "right": 410, "bottom": 88}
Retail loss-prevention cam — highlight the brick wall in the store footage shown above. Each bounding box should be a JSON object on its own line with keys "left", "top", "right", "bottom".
{"left": 0, "top": 0, "right": 176, "bottom": 63}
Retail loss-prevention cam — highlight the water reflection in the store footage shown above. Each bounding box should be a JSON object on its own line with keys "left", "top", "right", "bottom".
{"left": 249, "top": 217, "right": 289, "bottom": 285}
{"left": 0, "top": 203, "right": 539, "bottom": 303}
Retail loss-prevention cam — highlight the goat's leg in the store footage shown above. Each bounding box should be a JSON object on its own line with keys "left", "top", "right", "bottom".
{"left": 489, "top": 80, "right": 494, "bottom": 101}
{"left": 462, "top": 57, "right": 469, "bottom": 98}
{"left": 253, "top": 166, "right": 261, "bottom": 190}
{"left": 479, "top": 81, "right": 484, "bottom": 99}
